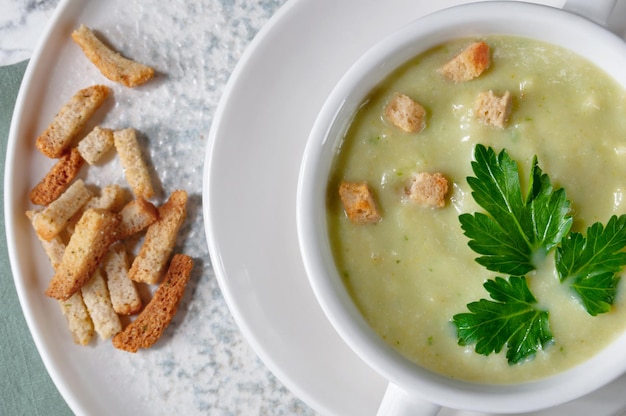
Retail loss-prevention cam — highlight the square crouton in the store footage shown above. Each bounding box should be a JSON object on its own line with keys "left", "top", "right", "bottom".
{"left": 440, "top": 41, "right": 490, "bottom": 83}
{"left": 77, "top": 126, "right": 114, "bottom": 165}
{"left": 384, "top": 93, "right": 426, "bottom": 133}
{"left": 475, "top": 90, "right": 512, "bottom": 128}
{"left": 407, "top": 172, "right": 449, "bottom": 208}
{"left": 338, "top": 181, "right": 381, "bottom": 224}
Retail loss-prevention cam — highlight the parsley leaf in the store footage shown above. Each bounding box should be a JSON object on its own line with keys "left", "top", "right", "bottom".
{"left": 555, "top": 215, "right": 626, "bottom": 315}
{"left": 452, "top": 276, "right": 553, "bottom": 364}
{"left": 459, "top": 145, "right": 572, "bottom": 276}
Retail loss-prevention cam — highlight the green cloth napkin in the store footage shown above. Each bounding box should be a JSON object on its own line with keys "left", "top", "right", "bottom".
{"left": 0, "top": 61, "right": 72, "bottom": 416}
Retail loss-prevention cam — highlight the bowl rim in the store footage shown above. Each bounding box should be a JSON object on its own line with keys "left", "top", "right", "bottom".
{"left": 296, "top": 1, "right": 626, "bottom": 413}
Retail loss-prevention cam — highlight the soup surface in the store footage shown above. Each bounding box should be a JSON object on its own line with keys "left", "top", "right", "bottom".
{"left": 327, "top": 36, "right": 626, "bottom": 383}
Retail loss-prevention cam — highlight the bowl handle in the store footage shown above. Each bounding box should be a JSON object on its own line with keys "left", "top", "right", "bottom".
{"left": 377, "top": 383, "right": 441, "bottom": 416}
{"left": 563, "top": 0, "right": 616, "bottom": 26}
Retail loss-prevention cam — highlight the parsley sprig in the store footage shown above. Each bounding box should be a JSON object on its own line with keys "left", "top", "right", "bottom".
{"left": 453, "top": 145, "right": 626, "bottom": 364}
{"left": 453, "top": 276, "right": 553, "bottom": 364}
{"left": 459, "top": 145, "right": 572, "bottom": 275}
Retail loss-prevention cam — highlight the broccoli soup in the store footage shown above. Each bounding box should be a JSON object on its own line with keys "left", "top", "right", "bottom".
{"left": 327, "top": 35, "right": 626, "bottom": 383}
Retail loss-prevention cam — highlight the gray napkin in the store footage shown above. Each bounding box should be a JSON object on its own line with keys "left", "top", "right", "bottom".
{"left": 0, "top": 60, "right": 72, "bottom": 416}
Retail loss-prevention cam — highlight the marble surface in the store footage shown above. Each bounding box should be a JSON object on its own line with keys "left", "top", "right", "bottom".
{"left": 0, "top": 0, "right": 317, "bottom": 414}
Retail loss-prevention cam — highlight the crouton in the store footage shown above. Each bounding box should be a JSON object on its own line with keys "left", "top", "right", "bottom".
{"left": 113, "top": 254, "right": 193, "bottom": 352}
{"left": 407, "top": 172, "right": 449, "bottom": 208}
{"left": 475, "top": 90, "right": 512, "bottom": 128}
{"left": 35, "top": 85, "right": 110, "bottom": 158}
{"left": 440, "top": 41, "right": 490, "bottom": 83}
{"left": 81, "top": 268, "right": 122, "bottom": 339}
{"left": 45, "top": 208, "right": 121, "bottom": 300}
{"left": 128, "top": 190, "right": 187, "bottom": 284}
{"left": 29, "top": 147, "right": 85, "bottom": 206}
{"left": 338, "top": 181, "right": 381, "bottom": 224}
{"left": 72, "top": 24, "right": 155, "bottom": 88}
{"left": 113, "top": 128, "right": 154, "bottom": 199}
{"left": 31, "top": 179, "right": 92, "bottom": 241}
{"left": 83, "top": 184, "right": 126, "bottom": 212}
{"left": 103, "top": 243, "right": 142, "bottom": 315}
{"left": 26, "top": 211, "right": 95, "bottom": 345}
{"left": 384, "top": 93, "right": 426, "bottom": 133}
{"left": 118, "top": 197, "right": 159, "bottom": 239}
{"left": 59, "top": 292, "right": 95, "bottom": 346}
{"left": 77, "top": 126, "right": 114, "bottom": 165}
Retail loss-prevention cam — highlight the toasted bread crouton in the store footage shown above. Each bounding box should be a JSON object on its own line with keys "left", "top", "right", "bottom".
{"left": 384, "top": 93, "right": 426, "bottom": 133}
{"left": 103, "top": 243, "right": 142, "bottom": 315}
{"left": 35, "top": 85, "right": 110, "bottom": 158}
{"left": 72, "top": 24, "right": 155, "bottom": 88}
{"left": 118, "top": 197, "right": 158, "bottom": 239}
{"left": 113, "top": 128, "right": 154, "bottom": 199}
{"left": 31, "top": 179, "right": 92, "bottom": 241}
{"left": 29, "top": 148, "right": 85, "bottom": 206}
{"left": 45, "top": 209, "right": 121, "bottom": 300}
{"left": 440, "top": 41, "right": 490, "bottom": 83}
{"left": 129, "top": 190, "right": 187, "bottom": 284}
{"left": 83, "top": 184, "right": 127, "bottom": 212}
{"left": 338, "top": 181, "right": 381, "bottom": 224}
{"left": 59, "top": 292, "right": 95, "bottom": 346}
{"left": 475, "top": 90, "right": 512, "bottom": 128}
{"left": 113, "top": 254, "right": 193, "bottom": 352}
{"left": 407, "top": 172, "right": 449, "bottom": 208}
{"left": 27, "top": 211, "right": 95, "bottom": 344}
{"left": 77, "top": 126, "right": 114, "bottom": 165}
{"left": 81, "top": 269, "right": 122, "bottom": 339}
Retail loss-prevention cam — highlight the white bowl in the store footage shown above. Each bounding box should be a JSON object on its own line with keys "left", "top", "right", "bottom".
{"left": 296, "top": 1, "right": 626, "bottom": 414}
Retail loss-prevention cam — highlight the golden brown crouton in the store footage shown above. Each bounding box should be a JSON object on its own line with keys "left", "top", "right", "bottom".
{"left": 81, "top": 268, "right": 122, "bottom": 339}
{"left": 338, "top": 181, "right": 381, "bottom": 224}
{"left": 384, "top": 93, "right": 426, "bottom": 133}
{"left": 128, "top": 190, "right": 187, "bottom": 284}
{"left": 29, "top": 148, "right": 85, "bottom": 206}
{"left": 113, "top": 254, "right": 193, "bottom": 352}
{"left": 407, "top": 172, "right": 449, "bottom": 208}
{"left": 474, "top": 90, "right": 512, "bottom": 128}
{"left": 35, "top": 85, "right": 110, "bottom": 158}
{"left": 103, "top": 243, "right": 142, "bottom": 315}
{"left": 118, "top": 197, "right": 159, "bottom": 239}
{"left": 77, "top": 126, "right": 114, "bottom": 165}
{"left": 26, "top": 211, "right": 95, "bottom": 345}
{"left": 113, "top": 128, "right": 154, "bottom": 200}
{"left": 45, "top": 209, "right": 121, "bottom": 300}
{"left": 31, "top": 179, "right": 93, "bottom": 241}
{"left": 440, "top": 41, "right": 490, "bottom": 83}
{"left": 71, "top": 24, "right": 155, "bottom": 88}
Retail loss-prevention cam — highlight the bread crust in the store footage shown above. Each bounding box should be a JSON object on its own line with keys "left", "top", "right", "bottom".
{"left": 35, "top": 85, "right": 110, "bottom": 158}
{"left": 113, "top": 254, "right": 193, "bottom": 352}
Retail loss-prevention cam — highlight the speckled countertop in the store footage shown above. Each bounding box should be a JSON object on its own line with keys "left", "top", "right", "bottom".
{"left": 0, "top": 0, "right": 317, "bottom": 414}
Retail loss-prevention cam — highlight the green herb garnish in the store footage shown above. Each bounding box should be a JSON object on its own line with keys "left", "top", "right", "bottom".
{"left": 453, "top": 276, "right": 553, "bottom": 364}
{"left": 556, "top": 215, "right": 626, "bottom": 315}
{"left": 459, "top": 144, "right": 572, "bottom": 276}
{"left": 453, "top": 144, "right": 626, "bottom": 364}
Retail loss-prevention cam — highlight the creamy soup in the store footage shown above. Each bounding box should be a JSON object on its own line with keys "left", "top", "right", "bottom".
{"left": 327, "top": 36, "right": 626, "bottom": 383}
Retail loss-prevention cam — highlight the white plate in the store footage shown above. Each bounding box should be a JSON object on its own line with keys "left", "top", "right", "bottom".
{"left": 203, "top": 0, "right": 626, "bottom": 415}
{"left": 5, "top": 0, "right": 310, "bottom": 415}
